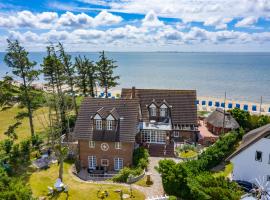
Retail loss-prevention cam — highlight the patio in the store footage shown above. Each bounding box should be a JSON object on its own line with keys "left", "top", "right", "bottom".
{"left": 76, "top": 168, "right": 118, "bottom": 181}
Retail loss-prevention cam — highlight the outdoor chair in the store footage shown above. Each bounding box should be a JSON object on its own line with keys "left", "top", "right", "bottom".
{"left": 48, "top": 186, "right": 54, "bottom": 195}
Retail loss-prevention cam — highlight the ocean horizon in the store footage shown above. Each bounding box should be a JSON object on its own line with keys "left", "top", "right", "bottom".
{"left": 1, "top": 52, "right": 270, "bottom": 103}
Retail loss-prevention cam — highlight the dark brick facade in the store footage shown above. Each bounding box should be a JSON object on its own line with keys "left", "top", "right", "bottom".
{"left": 79, "top": 140, "right": 134, "bottom": 171}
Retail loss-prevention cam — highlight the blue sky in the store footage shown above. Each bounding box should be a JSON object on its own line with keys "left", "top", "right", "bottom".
{"left": 0, "top": 0, "right": 270, "bottom": 51}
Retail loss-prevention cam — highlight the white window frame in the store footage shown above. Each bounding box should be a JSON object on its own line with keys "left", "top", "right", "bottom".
{"left": 149, "top": 104, "right": 157, "bottom": 117}
{"left": 107, "top": 120, "right": 113, "bottom": 130}
{"left": 89, "top": 141, "right": 95, "bottom": 148}
{"left": 173, "top": 131, "right": 179, "bottom": 137}
{"left": 96, "top": 120, "right": 102, "bottom": 130}
{"left": 114, "top": 158, "right": 123, "bottom": 171}
{"left": 115, "top": 142, "right": 122, "bottom": 149}
{"left": 101, "top": 159, "right": 109, "bottom": 167}
{"left": 160, "top": 104, "right": 168, "bottom": 117}
{"left": 88, "top": 156, "right": 96, "bottom": 170}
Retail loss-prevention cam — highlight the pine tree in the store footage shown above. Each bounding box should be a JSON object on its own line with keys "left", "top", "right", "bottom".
{"left": 57, "top": 43, "right": 78, "bottom": 116}
{"left": 96, "top": 51, "right": 119, "bottom": 98}
{"left": 74, "top": 56, "right": 88, "bottom": 97}
{"left": 4, "top": 40, "right": 39, "bottom": 137}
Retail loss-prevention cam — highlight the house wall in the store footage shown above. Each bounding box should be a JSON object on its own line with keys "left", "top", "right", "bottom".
{"left": 79, "top": 140, "right": 134, "bottom": 171}
{"left": 231, "top": 138, "right": 270, "bottom": 183}
{"left": 206, "top": 123, "right": 231, "bottom": 135}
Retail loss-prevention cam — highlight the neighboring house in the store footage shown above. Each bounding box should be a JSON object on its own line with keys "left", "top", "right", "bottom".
{"left": 121, "top": 87, "right": 198, "bottom": 157}
{"left": 227, "top": 124, "right": 270, "bottom": 183}
{"left": 205, "top": 108, "right": 239, "bottom": 135}
{"left": 74, "top": 98, "right": 139, "bottom": 172}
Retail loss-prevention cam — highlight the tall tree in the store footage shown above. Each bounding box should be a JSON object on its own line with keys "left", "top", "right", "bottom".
{"left": 75, "top": 56, "right": 97, "bottom": 97}
{"left": 74, "top": 56, "right": 88, "bottom": 97}
{"left": 57, "top": 43, "right": 78, "bottom": 116}
{"left": 96, "top": 51, "right": 119, "bottom": 98}
{"left": 4, "top": 40, "right": 39, "bottom": 137}
{"left": 0, "top": 75, "right": 16, "bottom": 109}
{"left": 85, "top": 56, "right": 97, "bottom": 97}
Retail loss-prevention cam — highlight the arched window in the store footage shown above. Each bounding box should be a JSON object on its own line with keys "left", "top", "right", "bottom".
{"left": 94, "top": 114, "right": 102, "bottom": 130}
{"left": 106, "top": 114, "right": 114, "bottom": 130}
{"left": 149, "top": 103, "right": 157, "bottom": 117}
{"left": 160, "top": 104, "right": 168, "bottom": 117}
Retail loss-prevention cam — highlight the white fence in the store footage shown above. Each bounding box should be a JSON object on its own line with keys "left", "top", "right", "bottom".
{"left": 146, "top": 195, "right": 169, "bottom": 200}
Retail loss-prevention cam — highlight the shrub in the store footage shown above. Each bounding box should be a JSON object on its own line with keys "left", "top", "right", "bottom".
{"left": 133, "top": 147, "right": 149, "bottom": 167}
{"left": 168, "top": 196, "right": 177, "bottom": 200}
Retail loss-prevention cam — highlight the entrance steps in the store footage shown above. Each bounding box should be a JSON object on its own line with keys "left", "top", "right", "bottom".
{"left": 146, "top": 143, "right": 175, "bottom": 157}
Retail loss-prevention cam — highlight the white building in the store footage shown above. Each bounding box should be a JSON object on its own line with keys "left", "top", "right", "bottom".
{"left": 227, "top": 124, "right": 270, "bottom": 183}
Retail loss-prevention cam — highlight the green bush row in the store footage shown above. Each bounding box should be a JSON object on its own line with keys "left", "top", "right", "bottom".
{"left": 158, "top": 130, "right": 244, "bottom": 200}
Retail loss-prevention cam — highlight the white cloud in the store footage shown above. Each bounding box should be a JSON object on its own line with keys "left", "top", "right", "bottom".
{"left": 235, "top": 16, "right": 258, "bottom": 27}
{"left": 0, "top": 10, "right": 122, "bottom": 29}
{"left": 142, "top": 10, "right": 164, "bottom": 27}
{"left": 77, "top": 0, "right": 270, "bottom": 26}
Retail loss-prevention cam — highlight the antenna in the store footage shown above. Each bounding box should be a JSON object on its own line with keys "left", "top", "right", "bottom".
{"left": 222, "top": 91, "right": 226, "bottom": 134}
{"left": 260, "top": 96, "right": 263, "bottom": 115}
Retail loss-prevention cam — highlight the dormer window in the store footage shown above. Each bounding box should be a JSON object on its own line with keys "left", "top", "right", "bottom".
{"left": 106, "top": 114, "right": 114, "bottom": 130}
{"left": 149, "top": 104, "right": 157, "bottom": 117}
{"left": 94, "top": 114, "right": 102, "bottom": 130}
{"left": 160, "top": 104, "right": 168, "bottom": 117}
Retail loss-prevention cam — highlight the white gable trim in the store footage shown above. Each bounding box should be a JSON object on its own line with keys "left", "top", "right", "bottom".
{"left": 106, "top": 114, "right": 115, "bottom": 121}
{"left": 160, "top": 104, "right": 168, "bottom": 109}
{"left": 149, "top": 103, "right": 156, "bottom": 108}
{"left": 94, "top": 114, "right": 102, "bottom": 120}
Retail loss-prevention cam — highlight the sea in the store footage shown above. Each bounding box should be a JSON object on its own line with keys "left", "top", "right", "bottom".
{"left": 0, "top": 52, "right": 270, "bottom": 103}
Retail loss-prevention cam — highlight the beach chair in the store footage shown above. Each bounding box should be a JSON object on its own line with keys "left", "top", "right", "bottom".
{"left": 108, "top": 92, "right": 112, "bottom": 97}
{"left": 252, "top": 105, "right": 257, "bottom": 112}
{"left": 221, "top": 103, "right": 225, "bottom": 108}
{"left": 196, "top": 100, "right": 199, "bottom": 105}
{"left": 215, "top": 102, "right": 220, "bottom": 107}
{"left": 202, "top": 100, "right": 206, "bottom": 106}
{"left": 99, "top": 92, "right": 104, "bottom": 98}
{"left": 243, "top": 105, "right": 248, "bottom": 111}
{"left": 208, "top": 101, "right": 213, "bottom": 106}
{"left": 228, "top": 103, "right": 233, "bottom": 109}
{"left": 236, "top": 104, "right": 240, "bottom": 109}
{"left": 268, "top": 107, "right": 270, "bottom": 113}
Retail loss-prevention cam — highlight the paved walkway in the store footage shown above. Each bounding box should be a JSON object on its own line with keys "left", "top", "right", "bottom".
{"left": 141, "top": 157, "right": 181, "bottom": 198}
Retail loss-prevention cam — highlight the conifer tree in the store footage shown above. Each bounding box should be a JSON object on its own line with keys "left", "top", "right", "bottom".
{"left": 96, "top": 51, "right": 119, "bottom": 98}
{"left": 4, "top": 40, "right": 39, "bottom": 137}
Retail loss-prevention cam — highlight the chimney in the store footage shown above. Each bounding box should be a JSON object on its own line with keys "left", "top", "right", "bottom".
{"left": 131, "top": 86, "right": 136, "bottom": 99}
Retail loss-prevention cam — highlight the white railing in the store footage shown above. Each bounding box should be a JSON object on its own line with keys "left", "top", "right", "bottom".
{"left": 146, "top": 195, "right": 169, "bottom": 200}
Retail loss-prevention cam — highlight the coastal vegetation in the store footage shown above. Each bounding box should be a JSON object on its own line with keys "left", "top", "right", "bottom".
{"left": 229, "top": 107, "right": 270, "bottom": 131}
{"left": 157, "top": 129, "right": 244, "bottom": 199}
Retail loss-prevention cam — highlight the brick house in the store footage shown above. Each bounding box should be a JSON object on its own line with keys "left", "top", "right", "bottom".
{"left": 74, "top": 98, "right": 139, "bottom": 171}
{"left": 205, "top": 108, "right": 239, "bottom": 135}
{"left": 74, "top": 87, "right": 198, "bottom": 171}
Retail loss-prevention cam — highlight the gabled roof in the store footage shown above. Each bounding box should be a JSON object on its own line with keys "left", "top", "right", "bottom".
{"left": 121, "top": 88, "right": 197, "bottom": 125}
{"left": 74, "top": 97, "right": 139, "bottom": 142}
{"left": 206, "top": 108, "right": 240, "bottom": 129}
{"left": 227, "top": 123, "right": 270, "bottom": 161}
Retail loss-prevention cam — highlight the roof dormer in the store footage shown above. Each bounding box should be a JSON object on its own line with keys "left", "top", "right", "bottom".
{"left": 106, "top": 114, "right": 115, "bottom": 121}
{"left": 94, "top": 113, "right": 102, "bottom": 120}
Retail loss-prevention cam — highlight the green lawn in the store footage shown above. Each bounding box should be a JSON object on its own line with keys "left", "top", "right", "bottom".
{"left": 179, "top": 150, "right": 198, "bottom": 158}
{"left": 0, "top": 106, "right": 49, "bottom": 141}
{"left": 28, "top": 162, "right": 145, "bottom": 200}
{"left": 213, "top": 163, "right": 233, "bottom": 178}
